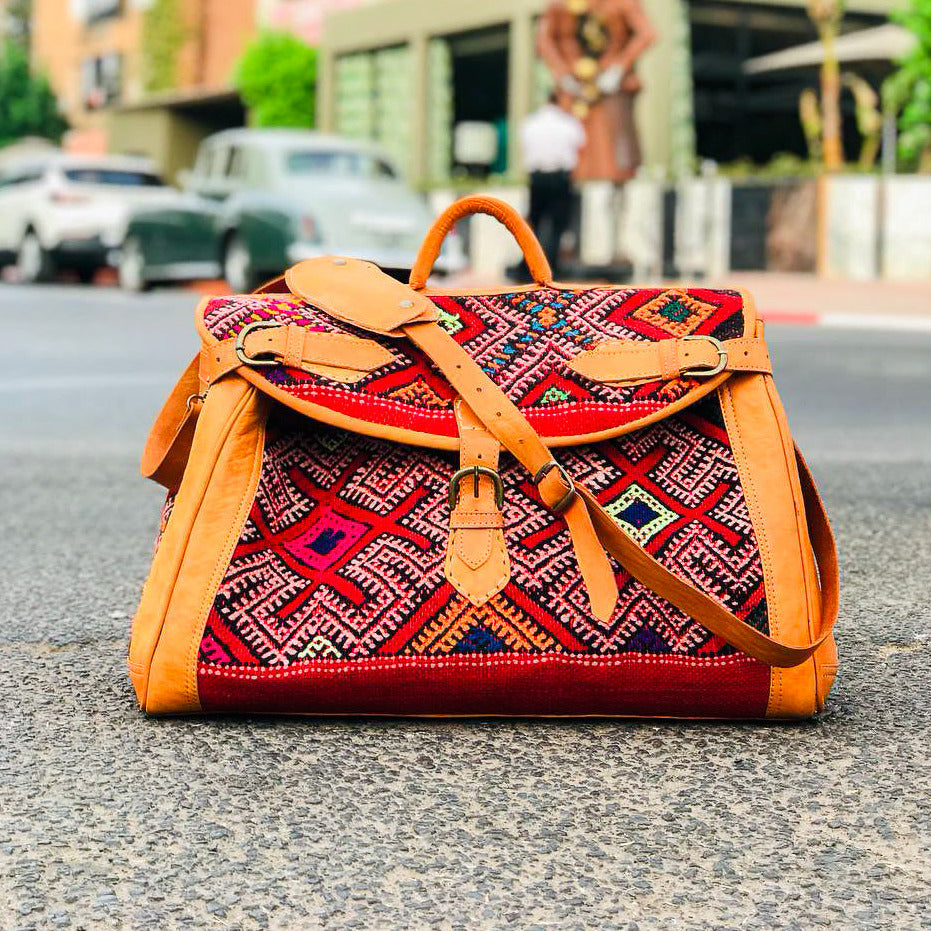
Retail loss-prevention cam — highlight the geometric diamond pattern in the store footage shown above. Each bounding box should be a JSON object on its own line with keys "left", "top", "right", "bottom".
{"left": 606, "top": 484, "right": 678, "bottom": 546}
{"left": 199, "top": 394, "right": 768, "bottom": 669}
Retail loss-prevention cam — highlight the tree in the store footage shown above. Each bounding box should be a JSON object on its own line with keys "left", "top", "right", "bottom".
{"left": 234, "top": 33, "right": 318, "bottom": 129}
{"left": 886, "top": 0, "right": 931, "bottom": 172}
{"left": 0, "top": 39, "right": 68, "bottom": 148}
{"left": 807, "top": 0, "right": 847, "bottom": 171}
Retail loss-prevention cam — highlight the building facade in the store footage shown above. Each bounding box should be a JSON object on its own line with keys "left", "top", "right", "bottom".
{"left": 317, "top": 0, "right": 900, "bottom": 186}
{"left": 31, "top": 0, "right": 256, "bottom": 158}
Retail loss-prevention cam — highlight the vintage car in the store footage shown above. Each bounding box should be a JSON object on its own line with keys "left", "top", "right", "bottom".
{"left": 0, "top": 153, "right": 172, "bottom": 283}
{"left": 117, "top": 129, "right": 466, "bottom": 292}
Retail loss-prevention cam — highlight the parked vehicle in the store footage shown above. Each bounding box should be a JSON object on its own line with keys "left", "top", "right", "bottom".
{"left": 117, "top": 129, "right": 466, "bottom": 292}
{"left": 0, "top": 154, "right": 172, "bottom": 283}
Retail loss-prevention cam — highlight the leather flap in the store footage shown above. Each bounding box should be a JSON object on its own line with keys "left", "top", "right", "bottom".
{"left": 286, "top": 257, "right": 439, "bottom": 335}
{"left": 197, "top": 284, "right": 756, "bottom": 451}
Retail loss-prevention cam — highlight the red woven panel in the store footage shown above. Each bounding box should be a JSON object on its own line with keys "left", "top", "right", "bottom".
{"left": 200, "top": 287, "right": 747, "bottom": 441}
{"left": 198, "top": 654, "right": 769, "bottom": 718}
{"left": 192, "top": 393, "right": 770, "bottom": 716}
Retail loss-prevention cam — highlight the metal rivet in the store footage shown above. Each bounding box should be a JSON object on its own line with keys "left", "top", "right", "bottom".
{"left": 400, "top": 300, "right": 415, "bottom": 309}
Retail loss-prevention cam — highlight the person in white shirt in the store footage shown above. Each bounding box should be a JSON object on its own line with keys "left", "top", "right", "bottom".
{"left": 519, "top": 93, "right": 587, "bottom": 278}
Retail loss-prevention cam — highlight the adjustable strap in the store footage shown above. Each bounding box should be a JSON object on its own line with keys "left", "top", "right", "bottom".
{"left": 403, "top": 319, "right": 838, "bottom": 668}
{"left": 569, "top": 336, "right": 772, "bottom": 385}
{"left": 201, "top": 325, "right": 395, "bottom": 386}
{"left": 141, "top": 327, "right": 395, "bottom": 490}
{"left": 445, "top": 401, "right": 511, "bottom": 606}
{"left": 140, "top": 356, "right": 203, "bottom": 492}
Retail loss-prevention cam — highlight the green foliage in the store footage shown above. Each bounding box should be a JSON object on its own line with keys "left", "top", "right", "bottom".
{"left": 886, "top": 0, "right": 931, "bottom": 170}
{"left": 0, "top": 39, "right": 67, "bottom": 148}
{"left": 142, "top": 0, "right": 189, "bottom": 93}
{"left": 235, "top": 33, "right": 318, "bottom": 129}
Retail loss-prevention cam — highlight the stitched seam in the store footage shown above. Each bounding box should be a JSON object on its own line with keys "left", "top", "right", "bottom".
{"left": 198, "top": 652, "right": 761, "bottom": 678}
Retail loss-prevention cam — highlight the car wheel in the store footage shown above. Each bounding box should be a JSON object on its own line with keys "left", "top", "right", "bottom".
{"left": 223, "top": 233, "right": 257, "bottom": 294}
{"left": 118, "top": 236, "right": 149, "bottom": 293}
{"left": 17, "top": 230, "right": 54, "bottom": 284}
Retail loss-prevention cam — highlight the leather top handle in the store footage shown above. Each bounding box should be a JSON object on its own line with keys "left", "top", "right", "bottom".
{"left": 410, "top": 196, "right": 554, "bottom": 291}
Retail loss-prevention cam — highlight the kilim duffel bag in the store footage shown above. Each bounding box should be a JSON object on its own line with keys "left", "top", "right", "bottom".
{"left": 130, "top": 196, "right": 839, "bottom": 719}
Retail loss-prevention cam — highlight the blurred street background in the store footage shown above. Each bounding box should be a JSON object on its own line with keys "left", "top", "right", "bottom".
{"left": 1, "top": 0, "right": 930, "bottom": 928}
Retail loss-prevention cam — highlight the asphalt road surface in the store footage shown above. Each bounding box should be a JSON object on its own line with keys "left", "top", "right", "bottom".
{"left": 1, "top": 283, "right": 929, "bottom": 930}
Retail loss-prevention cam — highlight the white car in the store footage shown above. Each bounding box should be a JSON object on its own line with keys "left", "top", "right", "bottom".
{"left": 0, "top": 154, "right": 173, "bottom": 283}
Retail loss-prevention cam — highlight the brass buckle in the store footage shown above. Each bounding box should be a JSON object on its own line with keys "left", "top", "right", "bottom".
{"left": 449, "top": 466, "right": 505, "bottom": 511}
{"left": 681, "top": 334, "right": 728, "bottom": 378}
{"left": 235, "top": 320, "right": 281, "bottom": 368}
{"left": 534, "top": 461, "right": 577, "bottom": 516}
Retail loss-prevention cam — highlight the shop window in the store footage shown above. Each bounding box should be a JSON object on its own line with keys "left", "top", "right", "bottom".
{"left": 447, "top": 25, "right": 510, "bottom": 178}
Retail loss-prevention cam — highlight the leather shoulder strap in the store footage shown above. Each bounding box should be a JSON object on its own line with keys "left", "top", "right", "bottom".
{"left": 403, "top": 318, "right": 838, "bottom": 668}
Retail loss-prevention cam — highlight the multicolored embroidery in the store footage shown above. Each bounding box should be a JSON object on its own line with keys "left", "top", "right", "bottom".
{"left": 199, "top": 395, "right": 767, "bottom": 669}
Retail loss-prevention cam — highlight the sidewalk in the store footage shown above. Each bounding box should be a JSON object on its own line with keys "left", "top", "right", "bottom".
{"left": 706, "top": 272, "right": 931, "bottom": 327}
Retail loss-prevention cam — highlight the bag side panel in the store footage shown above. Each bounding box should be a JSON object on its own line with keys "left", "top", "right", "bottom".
{"left": 129, "top": 378, "right": 267, "bottom": 714}
{"left": 718, "top": 370, "right": 835, "bottom": 718}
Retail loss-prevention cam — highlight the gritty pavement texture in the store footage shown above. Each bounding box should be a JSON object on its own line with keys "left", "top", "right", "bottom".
{"left": 0, "top": 283, "right": 929, "bottom": 930}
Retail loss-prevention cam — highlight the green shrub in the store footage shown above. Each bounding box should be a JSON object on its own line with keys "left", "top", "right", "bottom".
{"left": 235, "top": 33, "right": 318, "bottom": 129}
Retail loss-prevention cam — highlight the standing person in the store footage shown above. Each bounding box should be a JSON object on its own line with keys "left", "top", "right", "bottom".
{"left": 519, "top": 93, "right": 587, "bottom": 279}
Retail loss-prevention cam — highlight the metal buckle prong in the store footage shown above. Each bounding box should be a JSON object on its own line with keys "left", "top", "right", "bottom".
{"left": 534, "top": 461, "right": 577, "bottom": 516}
{"left": 449, "top": 466, "right": 505, "bottom": 512}
{"left": 235, "top": 320, "right": 282, "bottom": 368}
{"left": 681, "top": 334, "right": 728, "bottom": 378}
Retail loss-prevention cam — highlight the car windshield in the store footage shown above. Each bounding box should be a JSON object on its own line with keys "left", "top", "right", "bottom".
{"left": 64, "top": 168, "right": 164, "bottom": 186}
{"left": 285, "top": 151, "right": 397, "bottom": 180}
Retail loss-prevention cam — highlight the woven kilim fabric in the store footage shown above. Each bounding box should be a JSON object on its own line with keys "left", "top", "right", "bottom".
{"left": 197, "top": 393, "right": 767, "bottom": 671}
{"left": 200, "top": 287, "right": 747, "bottom": 441}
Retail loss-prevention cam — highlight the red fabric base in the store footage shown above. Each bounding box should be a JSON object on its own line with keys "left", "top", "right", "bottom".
{"left": 197, "top": 654, "right": 770, "bottom": 719}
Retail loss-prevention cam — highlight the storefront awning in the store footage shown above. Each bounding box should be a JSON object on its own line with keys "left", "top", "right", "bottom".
{"left": 743, "top": 24, "right": 915, "bottom": 75}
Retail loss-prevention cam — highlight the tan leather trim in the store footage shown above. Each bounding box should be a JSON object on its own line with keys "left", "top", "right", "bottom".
{"left": 411, "top": 196, "right": 553, "bottom": 290}
{"left": 202, "top": 327, "right": 396, "bottom": 387}
{"left": 286, "top": 257, "right": 439, "bottom": 335}
{"left": 139, "top": 356, "right": 203, "bottom": 492}
{"left": 718, "top": 354, "right": 833, "bottom": 717}
{"left": 569, "top": 336, "right": 772, "bottom": 385}
{"left": 445, "top": 401, "right": 511, "bottom": 605}
{"left": 130, "top": 377, "right": 268, "bottom": 714}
